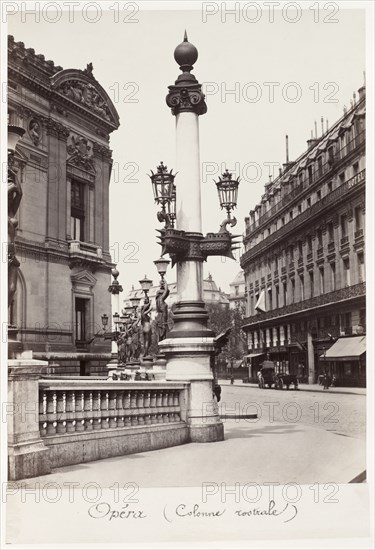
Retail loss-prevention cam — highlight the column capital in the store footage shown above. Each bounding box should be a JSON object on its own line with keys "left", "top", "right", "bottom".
{"left": 166, "top": 33, "right": 207, "bottom": 116}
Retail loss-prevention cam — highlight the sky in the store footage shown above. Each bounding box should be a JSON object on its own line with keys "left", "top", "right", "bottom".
{"left": 6, "top": 2, "right": 366, "bottom": 294}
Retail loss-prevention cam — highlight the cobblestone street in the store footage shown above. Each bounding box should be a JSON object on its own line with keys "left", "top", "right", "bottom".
{"left": 219, "top": 382, "right": 366, "bottom": 440}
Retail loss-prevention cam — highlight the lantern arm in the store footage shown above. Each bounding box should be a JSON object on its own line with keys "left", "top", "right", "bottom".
{"left": 157, "top": 209, "right": 173, "bottom": 229}
{"left": 156, "top": 227, "right": 191, "bottom": 266}
{"left": 218, "top": 215, "right": 237, "bottom": 234}
{"left": 200, "top": 230, "right": 242, "bottom": 261}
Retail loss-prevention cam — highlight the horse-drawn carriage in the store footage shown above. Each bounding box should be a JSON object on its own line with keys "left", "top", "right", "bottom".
{"left": 258, "top": 363, "right": 298, "bottom": 390}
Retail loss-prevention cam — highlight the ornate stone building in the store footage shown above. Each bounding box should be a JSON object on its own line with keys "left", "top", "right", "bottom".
{"left": 241, "top": 86, "right": 366, "bottom": 386}
{"left": 8, "top": 36, "right": 120, "bottom": 375}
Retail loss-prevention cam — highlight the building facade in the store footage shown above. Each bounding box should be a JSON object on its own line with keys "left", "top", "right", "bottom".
{"left": 8, "top": 36, "right": 120, "bottom": 375}
{"left": 240, "top": 86, "right": 366, "bottom": 386}
{"left": 228, "top": 271, "right": 246, "bottom": 310}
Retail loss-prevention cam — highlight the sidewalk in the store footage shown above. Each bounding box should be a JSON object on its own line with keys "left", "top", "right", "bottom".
{"left": 219, "top": 379, "right": 367, "bottom": 396}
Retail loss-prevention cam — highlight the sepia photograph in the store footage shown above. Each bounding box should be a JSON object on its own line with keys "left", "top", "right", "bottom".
{"left": 0, "top": 1, "right": 373, "bottom": 547}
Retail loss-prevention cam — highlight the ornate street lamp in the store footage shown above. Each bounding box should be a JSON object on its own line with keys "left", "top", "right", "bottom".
{"left": 129, "top": 295, "right": 141, "bottom": 313}
{"left": 214, "top": 169, "right": 240, "bottom": 230}
{"left": 166, "top": 184, "right": 177, "bottom": 227}
{"left": 139, "top": 275, "right": 153, "bottom": 298}
{"left": 154, "top": 257, "right": 170, "bottom": 281}
{"left": 8, "top": 124, "right": 25, "bottom": 154}
{"left": 149, "top": 162, "right": 176, "bottom": 227}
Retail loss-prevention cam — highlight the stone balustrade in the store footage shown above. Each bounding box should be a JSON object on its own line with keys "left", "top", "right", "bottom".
{"left": 39, "top": 381, "right": 185, "bottom": 436}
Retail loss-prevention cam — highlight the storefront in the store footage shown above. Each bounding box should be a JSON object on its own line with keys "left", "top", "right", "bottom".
{"left": 320, "top": 336, "right": 366, "bottom": 387}
{"left": 243, "top": 353, "right": 265, "bottom": 381}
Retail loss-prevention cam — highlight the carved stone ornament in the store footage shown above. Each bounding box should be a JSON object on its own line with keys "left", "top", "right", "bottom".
{"left": 28, "top": 118, "right": 42, "bottom": 146}
{"left": 67, "top": 134, "right": 95, "bottom": 171}
{"left": 57, "top": 79, "right": 112, "bottom": 121}
{"left": 166, "top": 85, "right": 207, "bottom": 116}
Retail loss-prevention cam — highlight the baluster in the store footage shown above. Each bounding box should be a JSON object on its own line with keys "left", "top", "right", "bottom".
{"left": 66, "top": 391, "right": 76, "bottom": 433}
{"left": 150, "top": 391, "right": 157, "bottom": 407}
{"left": 167, "top": 391, "right": 174, "bottom": 406}
{"left": 156, "top": 391, "right": 163, "bottom": 407}
{"left": 144, "top": 391, "right": 151, "bottom": 408}
{"left": 163, "top": 413, "right": 169, "bottom": 423}
{"left": 124, "top": 415, "right": 132, "bottom": 427}
{"left": 109, "top": 391, "right": 117, "bottom": 428}
{"left": 130, "top": 391, "right": 137, "bottom": 409}
{"left": 145, "top": 414, "right": 152, "bottom": 425}
{"left": 101, "top": 391, "right": 109, "bottom": 429}
{"left": 56, "top": 391, "right": 66, "bottom": 434}
{"left": 124, "top": 391, "right": 131, "bottom": 409}
{"left": 92, "top": 391, "right": 101, "bottom": 430}
{"left": 75, "top": 391, "right": 85, "bottom": 432}
{"left": 84, "top": 391, "right": 93, "bottom": 431}
{"left": 46, "top": 391, "right": 57, "bottom": 435}
{"left": 157, "top": 413, "right": 164, "bottom": 424}
{"left": 116, "top": 391, "right": 125, "bottom": 428}
{"left": 131, "top": 415, "right": 138, "bottom": 426}
{"left": 173, "top": 390, "right": 180, "bottom": 406}
{"left": 162, "top": 391, "right": 168, "bottom": 407}
{"left": 138, "top": 414, "right": 145, "bottom": 425}
{"left": 151, "top": 413, "right": 158, "bottom": 424}
{"left": 136, "top": 391, "right": 144, "bottom": 408}
{"left": 39, "top": 391, "right": 47, "bottom": 436}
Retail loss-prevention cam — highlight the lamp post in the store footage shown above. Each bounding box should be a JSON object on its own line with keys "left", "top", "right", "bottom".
{"left": 107, "top": 268, "right": 123, "bottom": 368}
{"left": 150, "top": 33, "right": 241, "bottom": 442}
{"left": 8, "top": 123, "right": 26, "bottom": 358}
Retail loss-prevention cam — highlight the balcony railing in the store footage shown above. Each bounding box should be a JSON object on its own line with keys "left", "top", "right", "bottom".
{"left": 242, "top": 282, "right": 366, "bottom": 326}
{"left": 241, "top": 170, "right": 365, "bottom": 266}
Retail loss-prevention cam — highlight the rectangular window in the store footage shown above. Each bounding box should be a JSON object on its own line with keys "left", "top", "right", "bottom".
{"left": 298, "top": 240, "right": 303, "bottom": 256}
{"left": 317, "top": 189, "right": 321, "bottom": 201}
{"left": 71, "top": 181, "right": 85, "bottom": 241}
{"left": 283, "top": 282, "right": 287, "bottom": 306}
{"left": 319, "top": 267, "right": 325, "bottom": 294}
{"left": 291, "top": 278, "right": 295, "bottom": 302}
{"left": 339, "top": 172, "right": 345, "bottom": 184}
{"left": 317, "top": 156, "right": 323, "bottom": 177}
{"left": 307, "top": 197, "right": 311, "bottom": 208}
{"left": 317, "top": 228, "right": 323, "bottom": 248}
{"left": 307, "top": 235, "right": 312, "bottom": 253}
{"left": 289, "top": 211, "right": 293, "bottom": 220}
{"left": 355, "top": 206, "right": 363, "bottom": 231}
{"left": 353, "top": 162, "right": 359, "bottom": 175}
{"left": 308, "top": 165, "right": 313, "bottom": 184}
{"left": 75, "top": 298, "right": 88, "bottom": 342}
{"left": 327, "top": 222, "right": 334, "bottom": 243}
{"left": 275, "top": 286, "right": 279, "bottom": 308}
{"left": 328, "top": 181, "right": 333, "bottom": 193}
{"left": 268, "top": 288, "right": 273, "bottom": 310}
{"left": 343, "top": 258, "right": 350, "bottom": 286}
{"left": 309, "top": 271, "right": 314, "bottom": 298}
{"left": 341, "top": 214, "right": 348, "bottom": 238}
{"left": 298, "top": 204, "right": 302, "bottom": 214}
{"left": 357, "top": 253, "right": 365, "bottom": 283}
{"left": 330, "top": 263, "right": 336, "bottom": 291}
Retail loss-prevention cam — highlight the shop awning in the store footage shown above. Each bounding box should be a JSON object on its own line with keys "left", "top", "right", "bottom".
{"left": 320, "top": 336, "right": 366, "bottom": 361}
{"left": 233, "top": 360, "right": 244, "bottom": 368}
{"left": 244, "top": 353, "right": 264, "bottom": 359}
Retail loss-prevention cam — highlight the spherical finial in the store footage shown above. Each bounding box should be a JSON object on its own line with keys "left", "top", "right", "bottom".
{"left": 174, "top": 30, "right": 198, "bottom": 72}
{"left": 111, "top": 268, "right": 119, "bottom": 280}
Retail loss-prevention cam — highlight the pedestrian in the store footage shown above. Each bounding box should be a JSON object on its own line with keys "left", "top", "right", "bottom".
{"left": 323, "top": 373, "right": 330, "bottom": 390}
{"left": 230, "top": 375, "right": 234, "bottom": 385}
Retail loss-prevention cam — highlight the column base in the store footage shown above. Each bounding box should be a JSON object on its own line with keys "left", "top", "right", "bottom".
{"left": 8, "top": 440, "right": 51, "bottom": 481}
{"left": 189, "top": 422, "right": 224, "bottom": 443}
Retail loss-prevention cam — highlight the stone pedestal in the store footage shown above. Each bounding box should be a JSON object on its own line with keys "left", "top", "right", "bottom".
{"left": 159, "top": 337, "right": 224, "bottom": 442}
{"left": 8, "top": 359, "right": 51, "bottom": 480}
